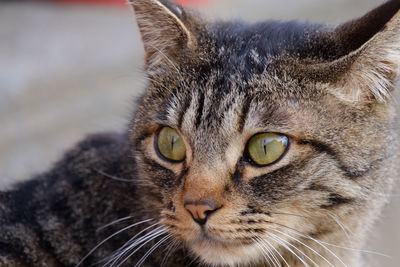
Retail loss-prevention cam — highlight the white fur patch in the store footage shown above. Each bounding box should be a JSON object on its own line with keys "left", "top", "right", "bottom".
{"left": 190, "top": 241, "right": 262, "bottom": 266}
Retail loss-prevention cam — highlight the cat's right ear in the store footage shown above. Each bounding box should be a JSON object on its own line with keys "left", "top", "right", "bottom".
{"left": 131, "top": 0, "right": 198, "bottom": 70}
{"left": 320, "top": 0, "right": 400, "bottom": 103}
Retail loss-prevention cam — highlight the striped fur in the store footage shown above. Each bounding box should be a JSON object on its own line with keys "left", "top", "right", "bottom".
{"left": 0, "top": 0, "right": 399, "bottom": 266}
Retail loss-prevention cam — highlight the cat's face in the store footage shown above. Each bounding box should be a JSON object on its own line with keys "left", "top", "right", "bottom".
{"left": 130, "top": 0, "right": 400, "bottom": 265}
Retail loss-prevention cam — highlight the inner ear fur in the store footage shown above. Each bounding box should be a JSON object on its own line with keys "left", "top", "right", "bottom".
{"left": 131, "top": 0, "right": 198, "bottom": 70}
{"left": 333, "top": 19, "right": 400, "bottom": 103}
{"left": 331, "top": 0, "right": 400, "bottom": 103}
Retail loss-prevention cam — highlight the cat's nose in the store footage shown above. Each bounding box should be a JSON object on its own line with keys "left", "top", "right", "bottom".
{"left": 184, "top": 201, "right": 219, "bottom": 225}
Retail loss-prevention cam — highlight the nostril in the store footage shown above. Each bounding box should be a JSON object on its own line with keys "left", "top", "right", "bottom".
{"left": 184, "top": 201, "right": 220, "bottom": 225}
{"left": 204, "top": 210, "right": 212, "bottom": 216}
{"left": 194, "top": 216, "right": 207, "bottom": 226}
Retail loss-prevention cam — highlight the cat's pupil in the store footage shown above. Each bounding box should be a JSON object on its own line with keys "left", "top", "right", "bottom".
{"left": 171, "top": 136, "right": 178, "bottom": 150}
{"left": 263, "top": 139, "right": 268, "bottom": 155}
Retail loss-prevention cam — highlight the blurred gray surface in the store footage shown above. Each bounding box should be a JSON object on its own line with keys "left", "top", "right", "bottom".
{"left": 1, "top": 0, "right": 399, "bottom": 266}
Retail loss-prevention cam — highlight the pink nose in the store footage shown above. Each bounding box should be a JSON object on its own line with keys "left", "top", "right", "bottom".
{"left": 184, "top": 201, "right": 219, "bottom": 225}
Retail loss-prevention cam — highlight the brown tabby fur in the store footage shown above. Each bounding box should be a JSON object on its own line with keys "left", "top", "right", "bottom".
{"left": 1, "top": 0, "right": 400, "bottom": 266}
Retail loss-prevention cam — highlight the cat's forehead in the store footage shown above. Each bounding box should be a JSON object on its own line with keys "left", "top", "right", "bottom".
{"left": 161, "top": 73, "right": 305, "bottom": 152}
{"left": 146, "top": 19, "right": 329, "bottom": 143}
{"left": 176, "top": 20, "right": 330, "bottom": 103}
{"left": 206, "top": 20, "right": 327, "bottom": 74}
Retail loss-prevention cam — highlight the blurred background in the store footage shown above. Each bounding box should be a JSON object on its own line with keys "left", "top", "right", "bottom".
{"left": 0, "top": 0, "right": 398, "bottom": 266}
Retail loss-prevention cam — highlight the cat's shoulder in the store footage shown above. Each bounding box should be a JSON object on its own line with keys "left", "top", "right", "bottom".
{"left": 0, "top": 132, "right": 137, "bottom": 265}
{"left": 2, "top": 131, "right": 133, "bottom": 200}
{"left": 63, "top": 132, "right": 130, "bottom": 161}
{"left": 49, "top": 132, "right": 132, "bottom": 177}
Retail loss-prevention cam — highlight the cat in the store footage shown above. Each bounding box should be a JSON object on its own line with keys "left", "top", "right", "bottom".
{"left": 1, "top": 0, "right": 400, "bottom": 266}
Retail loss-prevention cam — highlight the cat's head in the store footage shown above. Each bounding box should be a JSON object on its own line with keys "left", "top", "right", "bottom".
{"left": 129, "top": 0, "right": 400, "bottom": 265}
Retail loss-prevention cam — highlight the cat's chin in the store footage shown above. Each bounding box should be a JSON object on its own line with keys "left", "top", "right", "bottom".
{"left": 189, "top": 238, "right": 261, "bottom": 266}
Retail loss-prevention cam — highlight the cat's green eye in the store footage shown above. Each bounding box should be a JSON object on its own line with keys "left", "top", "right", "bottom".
{"left": 247, "top": 133, "right": 289, "bottom": 166}
{"left": 156, "top": 126, "right": 186, "bottom": 162}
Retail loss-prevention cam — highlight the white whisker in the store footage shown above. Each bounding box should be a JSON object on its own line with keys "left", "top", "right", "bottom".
{"left": 270, "top": 228, "right": 333, "bottom": 266}
{"left": 148, "top": 44, "right": 188, "bottom": 87}
{"left": 135, "top": 233, "right": 172, "bottom": 267}
{"left": 104, "top": 224, "right": 164, "bottom": 266}
{"left": 268, "top": 213, "right": 388, "bottom": 259}
{"left": 113, "top": 226, "right": 169, "bottom": 267}
{"left": 251, "top": 237, "right": 275, "bottom": 267}
{"left": 327, "top": 213, "right": 352, "bottom": 243}
{"left": 314, "top": 240, "right": 390, "bottom": 258}
{"left": 256, "top": 236, "right": 281, "bottom": 267}
{"left": 97, "top": 216, "right": 134, "bottom": 232}
{"left": 160, "top": 238, "right": 180, "bottom": 267}
{"left": 143, "top": 76, "right": 174, "bottom": 93}
{"left": 273, "top": 223, "right": 347, "bottom": 267}
{"left": 112, "top": 223, "right": 161, "bottom": 254}
{"left": 94, "top": 169, "right": 134, "bottom": 182}
{"left": 268, "top": 233, "right": 310, "bottom": 267}
{"left": 260, "top": 236, "right": 289, "bottom": 267}
{"left": 98, "top": 223, "right": 162, "bottom": 266}
{"left": 283, "top": 223, "right": 389, "bottom": 260}
{"left": 269, "top": 211, "right": 310, "bottom": 220}
{"left": 75, "top": 218, "right": 153, "bottom": 267}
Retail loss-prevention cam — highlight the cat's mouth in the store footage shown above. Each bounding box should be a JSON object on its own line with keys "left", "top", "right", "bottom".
{"left": 191, "top": 227, "right": 253, "bottom": 247}
{"left": 199, "top": 231, "right": 238, "bottom": 245}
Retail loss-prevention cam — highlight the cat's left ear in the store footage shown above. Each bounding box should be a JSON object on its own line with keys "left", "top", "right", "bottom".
{"left": 322, "top": 0, "right": 400, "bottom": 103}
{"left": 131, "top": 0, "right": 198, "bottom": 70}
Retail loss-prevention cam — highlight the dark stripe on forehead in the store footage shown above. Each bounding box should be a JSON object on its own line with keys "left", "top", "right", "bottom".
{"left": 195, "top": 91, "right": 205, "bottom": 129}
{"left": 255, "top": 102, "right": 289, "bottom": 127}
{"left": 177, "top": 93, "right": 193, "bottom": 129}
{"left": 238, "top": 95, "right": 252, "bottom": 133}
{"left": 155, "top": 101, "right": 170, "bottom": 122}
